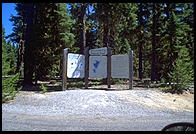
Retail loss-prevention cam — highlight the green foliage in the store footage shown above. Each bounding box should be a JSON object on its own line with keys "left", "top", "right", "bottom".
{"left": 154, "top": 3, "right": 194, "bottom": 82}
{"left": 2, "top": 25, "right": 20, "bottom": 102}
{"left": 2, "top": 74, "right": 21, "bottom": 102}
{"left": 40, "top": 84, "right": 48, "bottom": 93}
{"left": 8, "top": 3, "right": 76, "bottom": 81}
{"left": 168, "top": 46, "right": 194, "bottom": 93}
{"left": 6, "top": 3, "right": 194, "bottom": 94}
{"left": 7, "top": 3, "right": 26, "bottom": 45}
{"left": 2, "top": 40, "right": 17, "bottom": 75}
{"left": 111, "top": 79, "right": 125, "bottom": 85}
{"left": 31, "top": 3, "right": 76, "bottom": 79}
{"left": 94, "top": 3, "right": 138, "bottom": 54}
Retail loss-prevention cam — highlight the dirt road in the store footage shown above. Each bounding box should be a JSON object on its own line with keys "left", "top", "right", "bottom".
{"left": 2, "top": 87, "right": 194, "bottom": 131}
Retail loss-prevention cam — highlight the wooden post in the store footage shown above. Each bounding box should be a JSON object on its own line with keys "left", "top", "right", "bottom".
{"left": 62, "top": 48, "right": 68, "bottom": 90}
{"left": 107, "top": 48, "right": 112, "bottom": 88}
{"left": 84, "top": 47, "right": 89, "bottom": 89}
{"left": 129, "top": 50, "right": 133, "bottom": 90}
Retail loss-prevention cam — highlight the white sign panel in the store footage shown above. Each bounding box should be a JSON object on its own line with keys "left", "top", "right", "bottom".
{"left": 67, "top": 53, "right": 85, "bottom": 78}
{"left": 111, "top": 54, "right": 129, "bottom": 78}
{"left": 89, "top": 56, "right": 107, "bottom": 78}
{"left": 89, "top": 47, "right": 107, "bottom": 56}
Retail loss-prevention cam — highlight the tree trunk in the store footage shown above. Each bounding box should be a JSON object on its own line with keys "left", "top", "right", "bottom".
{"left": 80, "top": 3, "right": 87, "bottom": 54}
{"left": 103, "top": 26, "right": 109, "bottom": 47}
{"left": 151, "top": 3, "right": 157, "bottom": 82}
{"left": 15, "top": 39, "right": 24, "bottom": 76}
{"left": 139, "top": 42, "right": 143, "bottom": 80}
{"left": 15, "top": 21, "right": 25, "bottom": 76}
{"left": 24, "top": 3, "right": 34, "bottom": 85}
{"left": 138, "top": 3, "right": 144, "bottom": 80}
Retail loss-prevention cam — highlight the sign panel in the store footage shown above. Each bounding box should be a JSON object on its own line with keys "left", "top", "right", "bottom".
{"left": 89, "top": 47, "right": 107, "bottom": 56}
{"left": 111, "top": 54, "right": 129, "bottom": 78}
{"left": 67, "top": 53, "right": 85, "bottom": 78}
{"left": 89, "top": 56, "right": 107, "bottom": 78}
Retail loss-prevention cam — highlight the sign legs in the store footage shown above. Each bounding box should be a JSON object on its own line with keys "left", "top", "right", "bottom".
{"left": 129, "top": 50, "right": 133, "bottom": 90}
{"left": 62, "top": 48, "right": 68, "bottom": 90}
{"left": 84, "top": 47, "right": 89, "bottom": 89}
{"left": 107, "top": 48, "right": 112, "bottom": 88}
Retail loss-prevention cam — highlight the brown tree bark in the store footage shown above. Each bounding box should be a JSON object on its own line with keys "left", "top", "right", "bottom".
{"left": 15, "top": 39, "right": 24, "bottom": 76}
{"left": 139, "top": 42, "right": 143, "bottom": 80}
{"left": 151, "top": 3, "right": 157, "bottom": 82}
{"left": 80, "top": 3, "right": 87, "bottom": 54}
{"left": 24, "top": 3, "right": 34, "bottom": 85}
{"left": 103, "top": 26, "right": 109, "bottom": 47}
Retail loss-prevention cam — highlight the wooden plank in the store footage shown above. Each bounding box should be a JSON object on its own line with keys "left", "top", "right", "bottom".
{"left": 89, "top": 47, "right": 107, "bottom": 56}
{"left": 107, "top": 48, "right": 112, "bottom": 88}
{"left": 129, "top": 50, "right": 133, "bottom": 90}
{"left": 62, "top": 48, "right": 68, "bottom": 90}
{"left": 84, "top": 47, "right": 89, "bottom": 89}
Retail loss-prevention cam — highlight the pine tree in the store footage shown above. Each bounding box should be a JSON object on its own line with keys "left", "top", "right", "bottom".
{"left": 9, "top": 3, "right": 76, "bottom": 85}
{"left": 157, "top": 3, "right": 194, "bottom": 83}
{"left": 176, "top": 3, "right": 194, "bottom": 67}
{"left": 7, "top": 3, "right": 26, "bottom": 75}
{"left": 2, "top": 26, "right": 11, "bottom": 76}
{"left": 69, "top": 3, "right": 96, "bottom": 52}
{"left": 32, "top": 3, "right": 75, "bottom": 80}
{"left": 168, "top": 46, "right": 193, "bottom": 93}
{"left": 2, "top": 25, "right": 20, "bottom": 102}
{"left": 95, "top": 3, "right": 138, "bottom": 54}
{"left": 2, "top": 26, "right": 17, "bottom": 75}
{"left": 135, "top": 3, "right": 151, "bottom": 80}
{"left": 115, "top": 3, "right": 138, "bottom": 54}
{"left": 49, "top": 3, "right": 75, "bottom": 77}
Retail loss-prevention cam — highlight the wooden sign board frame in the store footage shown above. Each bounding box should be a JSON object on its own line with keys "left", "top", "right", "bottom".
{"left": 62, "top": 48, "right": 133, "bottom": 90}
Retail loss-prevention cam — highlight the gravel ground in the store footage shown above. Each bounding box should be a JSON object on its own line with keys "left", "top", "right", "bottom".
{"left": 2, "top": 88, "right": 194, "bottom": 131}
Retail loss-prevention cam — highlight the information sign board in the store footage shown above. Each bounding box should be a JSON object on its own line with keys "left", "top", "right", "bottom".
{"left": 67, "top": 53, "right": 85, "bottom": 78}
{"left": 89, "top": 56, "right": 107, "bottom": 78}
{"left": 111, "top": 54, "right": 129, "bottom": 78}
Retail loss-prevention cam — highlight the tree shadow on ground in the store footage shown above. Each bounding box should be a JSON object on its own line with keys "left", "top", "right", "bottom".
{"left": 87, "top": 87, "right": 130, "bottom": 91}
{"left": 20, "top": 77, "right": 166, "bottom": 92}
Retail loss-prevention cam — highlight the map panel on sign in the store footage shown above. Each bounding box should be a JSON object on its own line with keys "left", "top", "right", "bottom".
{"left": 89, "top": 56, "right": 107, "bottom": 78}
{"left": 67, "top": 53, "right": 85, "bottom": 78}
{"left": 111, "top": 54, "right": 129, "bottom": 78}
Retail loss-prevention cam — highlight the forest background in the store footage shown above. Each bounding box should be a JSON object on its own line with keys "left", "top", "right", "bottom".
{"left": 2, "top": 3, "right": 194, "bottom": 102}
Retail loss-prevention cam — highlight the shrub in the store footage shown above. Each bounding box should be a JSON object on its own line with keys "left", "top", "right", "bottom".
{"left": 2, "top": 26, "right": 20, "bottom": 103}
{"left": 2, "top": 73, "right": 21, "bottom": 102}
{"left": 40, "top": 84, "right": 48, "bottom": 93}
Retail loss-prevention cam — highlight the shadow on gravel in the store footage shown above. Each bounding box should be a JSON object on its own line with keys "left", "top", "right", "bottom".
{"left": 22, "top": 85, "right": 62, "bottom": 92}
{"left": 87, "top": 88, "right": 130, "bottom": 91}
{"left": 22, "top": 84, "right": 130, "bottom": 92}
{"left": 20, "top": 78, "right": 131, "bottom": 92}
